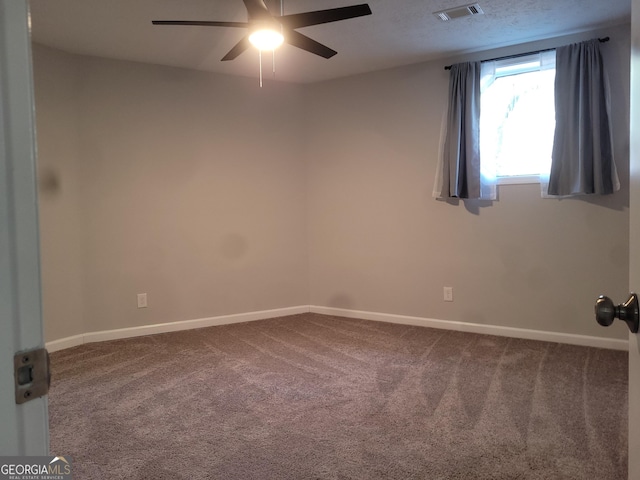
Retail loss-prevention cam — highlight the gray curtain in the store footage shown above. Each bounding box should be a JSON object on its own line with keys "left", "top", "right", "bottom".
{"left": 440, "top": 61, "right": 484, "bottom": 199}
{"left": 548, "top": 39, "right": 619, "bottom": 196}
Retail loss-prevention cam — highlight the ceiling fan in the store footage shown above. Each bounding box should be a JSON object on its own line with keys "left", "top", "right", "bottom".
{"left": 152, "top": 0, "right": 372, "bottom": 61}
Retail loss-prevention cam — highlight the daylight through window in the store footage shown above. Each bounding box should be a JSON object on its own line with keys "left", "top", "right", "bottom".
{"left": 480, "top": 51, "right": 556, "bottom": 185}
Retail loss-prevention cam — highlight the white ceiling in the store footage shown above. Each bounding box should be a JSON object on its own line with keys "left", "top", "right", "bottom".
{"left": 29, "top": 0, "right": 631, "bottom": 84}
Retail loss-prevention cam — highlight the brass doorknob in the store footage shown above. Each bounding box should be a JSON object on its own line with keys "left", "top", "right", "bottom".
{"left": 595, "top": 293, "right": 639, "bottom": 333}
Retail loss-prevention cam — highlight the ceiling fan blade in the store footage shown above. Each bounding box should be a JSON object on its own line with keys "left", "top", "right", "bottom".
{"left": 278, "top": 4, "right": 372, "bottom": 29}
{"left": 242, "top": 0, "right": 271, "bottom": 20}
{"left": 221, "top": 35, "right": 252, "bottom": 61}
{"left": 152, "top": 20, "right": 249, "bottom": 28}
{"left": 285, "top": 30, "right": 337, "bottom": 59}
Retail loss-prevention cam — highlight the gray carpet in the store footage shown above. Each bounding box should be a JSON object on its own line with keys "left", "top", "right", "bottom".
{"left": 48, "top": 313, "right": 628, "bottom": 479}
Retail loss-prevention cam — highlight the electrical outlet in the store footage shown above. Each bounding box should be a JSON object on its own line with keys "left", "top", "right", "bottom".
{"left": 443, "top": 287, "right": 453, "bottom": 302}
{"left": 137, "top": 293, "right": 148, "bottom": 308}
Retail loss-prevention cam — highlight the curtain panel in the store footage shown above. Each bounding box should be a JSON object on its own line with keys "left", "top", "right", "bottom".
{"left": 434, "top": 61, "right": 496, "bottom": 200}
{"left": 547, "top": 39, "right": 619, "bottom": 196}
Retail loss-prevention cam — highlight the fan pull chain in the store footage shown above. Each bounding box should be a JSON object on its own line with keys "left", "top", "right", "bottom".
{"left": 257, "top": 0, "right": 283, "bottom": 87}
{"left": 274, "top": 0, "right": 282, "bottom": 81}
{"left": 275, "top": 0, "right": 283, "bottom": 81}
{"left": 258, "top": 50, "right": 276, "bottom": 87}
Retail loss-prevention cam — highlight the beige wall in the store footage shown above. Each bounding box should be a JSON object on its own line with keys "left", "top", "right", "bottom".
{"left": 34, "top": 46, "right": 308, "bottom": 340}
{"left": 306, "top": 25, "right": 631, "bottom": 339}
{"left": 34, "top": 45, "right": 85, "bottom": 341}
{"left": 34, "top": 23, "right": 631, "bottom": 343}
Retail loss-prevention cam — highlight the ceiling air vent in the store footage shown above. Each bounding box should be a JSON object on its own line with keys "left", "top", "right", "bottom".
{"left": 434, "top": 3, "right": 484, "bottom": 21}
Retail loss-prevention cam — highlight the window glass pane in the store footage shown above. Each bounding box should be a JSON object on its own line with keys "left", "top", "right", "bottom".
{"left": 480, "top": 62, "right": 555, "bottom": 179}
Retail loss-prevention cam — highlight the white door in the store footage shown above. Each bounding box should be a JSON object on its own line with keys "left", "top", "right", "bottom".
{"left": 630, "top": 0, "right": 640, "bottom": 477}
{"left": 0, "top": 0, "right": 49, "bottom": 455}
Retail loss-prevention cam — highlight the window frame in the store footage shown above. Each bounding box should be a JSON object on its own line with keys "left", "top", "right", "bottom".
{"left": 480, "top": 51, "right": 556, "bottom": 186}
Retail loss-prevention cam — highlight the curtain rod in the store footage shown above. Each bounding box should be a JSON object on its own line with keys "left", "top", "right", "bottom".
{"left": 443, "top": 36, "right": 610, "bottom": 70}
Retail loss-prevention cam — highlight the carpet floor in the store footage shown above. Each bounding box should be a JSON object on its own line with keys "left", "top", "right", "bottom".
{"left": 49, "top": 313, "right": 628, "bottom": 479}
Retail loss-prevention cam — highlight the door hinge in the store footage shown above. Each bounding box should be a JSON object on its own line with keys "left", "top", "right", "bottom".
{"left": 14, "top": 347, "right": 51, "bottom": 404}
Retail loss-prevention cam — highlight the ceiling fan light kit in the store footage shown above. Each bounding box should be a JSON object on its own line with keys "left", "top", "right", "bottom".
{"left": 248, "top": 28, "right": 284, "bottom": 51}
{"left": 152, "top": 0, "right": 372, "bottom": 84}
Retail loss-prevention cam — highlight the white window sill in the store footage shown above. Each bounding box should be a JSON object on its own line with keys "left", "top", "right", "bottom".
{"left": 496, "top": 175, "right": 541, "bottom": 185}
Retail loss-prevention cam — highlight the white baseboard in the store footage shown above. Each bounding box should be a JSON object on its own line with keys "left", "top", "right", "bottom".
{"left": 46, "top": 305, "right": 310, "bottom": 353}
{"left": 46, "top": 334, "right": 86, "bottom": 353}
{"left": 46, "top": 304, "right": 628, "bottom": 353}
{"left": 309, "top": 306, "right": 629, "bottom": 351}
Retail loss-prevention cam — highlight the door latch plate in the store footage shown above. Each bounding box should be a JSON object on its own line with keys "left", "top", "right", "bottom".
{"left": 14, "top": 348, "right": 51, "bottom": 404}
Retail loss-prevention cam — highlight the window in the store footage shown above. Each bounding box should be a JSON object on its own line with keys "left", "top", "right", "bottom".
{"left": 480, "top": 51, "right": 556, "bottom": 185}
